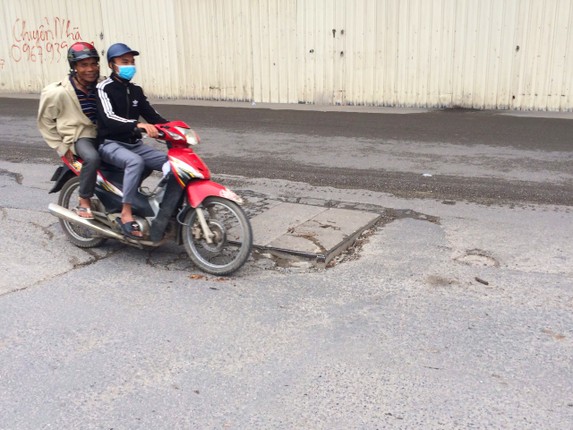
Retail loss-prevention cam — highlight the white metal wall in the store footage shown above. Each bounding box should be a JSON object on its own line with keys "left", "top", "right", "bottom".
{"left": 1, "top": 0, "right": 572, "bottom": 110}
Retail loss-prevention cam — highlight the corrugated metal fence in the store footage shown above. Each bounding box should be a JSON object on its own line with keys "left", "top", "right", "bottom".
{"left": 1, "top": 0, "right": 572, "bottom": 110}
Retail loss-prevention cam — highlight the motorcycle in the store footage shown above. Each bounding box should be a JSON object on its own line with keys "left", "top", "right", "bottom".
{"left": 48, "top": 121, "right": 253, "bottom": 276}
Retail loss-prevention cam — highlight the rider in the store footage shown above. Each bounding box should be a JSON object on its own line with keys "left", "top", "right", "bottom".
{"left": 95, "top": 42, "right": 168, "bottom": 239}
{"left": 38, "top": 41, "right": 101, "bottom": 219}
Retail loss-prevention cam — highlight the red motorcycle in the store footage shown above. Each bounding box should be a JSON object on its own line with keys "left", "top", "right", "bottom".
{"left": 48, "top": 121, "right": 253, "bottom": 276}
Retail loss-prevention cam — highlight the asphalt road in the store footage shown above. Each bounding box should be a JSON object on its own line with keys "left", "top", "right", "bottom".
{"left": 1, "top": 96, "right": 572, "bottom": 429}
{"left": 1, "top": 97, "right": 572, "bottom": 206}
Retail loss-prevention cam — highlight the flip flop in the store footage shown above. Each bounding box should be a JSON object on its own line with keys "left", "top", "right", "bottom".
{"left": 116, "top": 217, "right": 143, "bottom": 239}
{"left": 74, "top": 206, "right": 94, "bottom": 220}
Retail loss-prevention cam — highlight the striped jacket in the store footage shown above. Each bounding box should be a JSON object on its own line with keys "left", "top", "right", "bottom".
{"left": 96, "top": 74, "right": 167, "bottom": 144}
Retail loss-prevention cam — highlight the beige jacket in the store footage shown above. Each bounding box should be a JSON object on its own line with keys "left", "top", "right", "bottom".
{"left": 37, "top": 77, "right": 97, "bottom": 157}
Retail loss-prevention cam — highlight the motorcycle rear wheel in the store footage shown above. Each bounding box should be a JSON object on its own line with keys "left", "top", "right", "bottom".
{"left": 182, "top": 196, "right": 252, "bottom": 276}
{"left": 58, "top": 177, "right": 106, "bottom": 248}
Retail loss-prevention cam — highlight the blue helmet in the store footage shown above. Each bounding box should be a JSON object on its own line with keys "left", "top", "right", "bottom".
{"left": 106, "top": 43, "right": 139, "bottom": 63}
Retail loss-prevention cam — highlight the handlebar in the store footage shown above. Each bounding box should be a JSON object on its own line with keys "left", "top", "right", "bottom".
{"left": 132, "top": 121, "right": 198, "bottom": 146}
{"left": 135, "top": 127, "right": 165, "bottom": 139}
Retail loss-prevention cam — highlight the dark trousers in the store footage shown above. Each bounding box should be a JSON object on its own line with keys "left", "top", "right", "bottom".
{"left": 75, "top": 137, "right": 100, "bottom": 199}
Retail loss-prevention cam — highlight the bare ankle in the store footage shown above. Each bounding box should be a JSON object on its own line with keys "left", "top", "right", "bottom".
{"left": 121, "top": 204, "right": 133, "bottom": 222}
{"left": 79, "top": 197, "right": 91, "bottom": 208}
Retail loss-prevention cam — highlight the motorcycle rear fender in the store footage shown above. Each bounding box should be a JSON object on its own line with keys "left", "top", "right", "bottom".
{"left": 49, "top": 165, "right": 75, "bottom": 194}
{"left": 186, "top": 180, "right": 243, "bottom": 208}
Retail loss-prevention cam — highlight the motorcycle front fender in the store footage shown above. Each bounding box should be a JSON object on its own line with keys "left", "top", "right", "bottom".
{"left": 186, "top": 180, "right": 243, "bottom": 208}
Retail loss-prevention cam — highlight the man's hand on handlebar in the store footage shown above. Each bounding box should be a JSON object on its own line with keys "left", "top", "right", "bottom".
{"left": 137, "top": 123, "right": 160, "bottom": 139}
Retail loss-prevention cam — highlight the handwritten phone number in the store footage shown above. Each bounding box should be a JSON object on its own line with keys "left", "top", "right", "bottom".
{"left": 11, "top": 41, "right": 70, "bottom": 63}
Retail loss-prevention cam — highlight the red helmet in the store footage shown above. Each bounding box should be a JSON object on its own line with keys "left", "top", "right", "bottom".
{"left": 67, "top": 42, "right": 99, "bottom": 69}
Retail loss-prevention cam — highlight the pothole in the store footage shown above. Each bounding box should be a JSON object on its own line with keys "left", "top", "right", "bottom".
{"left": 0, "top": 169, "right": 23, "bottom": 185}
{"left": 454, "top": 249, "right": 499, "bottom": 267}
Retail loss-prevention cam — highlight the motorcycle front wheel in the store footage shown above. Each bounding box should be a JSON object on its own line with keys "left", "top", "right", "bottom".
{"left": 182, "top": 196, "right": 253, "bottom": 276}
{"left": 58, "top": 177, "right": 106, "bottom": 248}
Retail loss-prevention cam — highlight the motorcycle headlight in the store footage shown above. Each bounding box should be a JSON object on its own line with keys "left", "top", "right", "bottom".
{"left": 165, "top": 130, "right": 184, "bottom": 141}
{"left": 175, "top": 127, "right": 200, "bottom": 145}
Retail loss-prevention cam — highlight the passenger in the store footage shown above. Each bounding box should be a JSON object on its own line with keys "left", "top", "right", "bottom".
{"left": 38, "top": 41, "right": 101, "bottom": 219}
{"left": 95, "top": 43, "right": 168, "bottom": 239}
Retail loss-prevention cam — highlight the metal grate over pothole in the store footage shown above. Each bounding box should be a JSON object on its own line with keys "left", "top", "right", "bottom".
{"left": 248, "top": 202, "right": 382, "bottom": 268}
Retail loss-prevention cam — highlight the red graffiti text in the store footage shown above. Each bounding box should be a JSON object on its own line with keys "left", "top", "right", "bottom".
{"left": 10, "top": 17, "right": 87, "bottom": 64}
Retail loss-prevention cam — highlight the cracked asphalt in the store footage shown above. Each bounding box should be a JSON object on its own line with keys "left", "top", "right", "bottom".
{"left": 0, "top": 97, "right": 572, "bottom": 429}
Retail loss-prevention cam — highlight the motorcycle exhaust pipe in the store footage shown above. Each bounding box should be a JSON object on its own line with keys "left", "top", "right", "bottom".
{"left": 48, "top": 203, "right": 125, "bottom": 241}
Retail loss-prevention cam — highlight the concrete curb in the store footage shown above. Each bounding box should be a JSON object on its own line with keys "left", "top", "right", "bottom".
{"left": 3, "top": 93, "right": 571, "bottom": 118}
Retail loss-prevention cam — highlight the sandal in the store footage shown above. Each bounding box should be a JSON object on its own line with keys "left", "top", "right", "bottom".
{"left": 74, "top": 206, "right": 94, "bottom": 220}
{"left": 116, "top": 217, "right": 143, "bottom": 239}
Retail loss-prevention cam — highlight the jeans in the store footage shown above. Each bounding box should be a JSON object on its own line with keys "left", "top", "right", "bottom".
{"left": 98, "top": 139, "right": 167, "bottom": 205}
{"left": 74, "top": 137, "right": 100, "bottom": 199}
